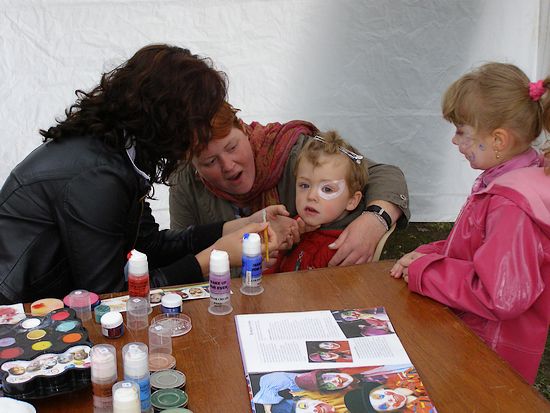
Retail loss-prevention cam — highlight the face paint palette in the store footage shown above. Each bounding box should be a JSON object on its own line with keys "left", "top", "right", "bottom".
{"left": 0, "top": 308, "right": 93, "bottom": 399}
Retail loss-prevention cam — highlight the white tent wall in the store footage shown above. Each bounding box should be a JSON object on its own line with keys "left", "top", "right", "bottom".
{"left": 0, "top": 0, "right": 545, "bottom": 229}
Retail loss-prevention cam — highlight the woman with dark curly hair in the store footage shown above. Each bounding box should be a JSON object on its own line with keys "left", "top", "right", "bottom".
{"left": 0, "top": 44, "right": 279, "bottom": 304}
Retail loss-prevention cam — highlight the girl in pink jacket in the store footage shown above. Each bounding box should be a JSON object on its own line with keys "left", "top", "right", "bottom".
{"left": 391, "top": 63, "right": 550, "bottom": 384}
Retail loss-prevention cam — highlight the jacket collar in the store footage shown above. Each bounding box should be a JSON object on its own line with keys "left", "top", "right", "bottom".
{"left": 126, "top": 144, "right": 150, "bottom": 181}
{"left": 471, "top": 148, "right": 541, "bottom": 194}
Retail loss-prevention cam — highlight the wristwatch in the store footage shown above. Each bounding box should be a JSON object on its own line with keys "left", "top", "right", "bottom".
{"left": 364, "top": 205, "right": 392, "bottom": 229}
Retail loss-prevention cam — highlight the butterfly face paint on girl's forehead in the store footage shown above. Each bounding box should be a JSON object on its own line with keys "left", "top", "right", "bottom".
{"left": 317, "top": 179, "right": 346, "bottom": 200}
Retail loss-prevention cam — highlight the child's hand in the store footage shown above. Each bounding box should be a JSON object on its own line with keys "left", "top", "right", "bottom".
{"left": 269, "top": 215, "right": 300, "bottom": 250}
{"left": 263, "top": 249, "right": 279, "bottom": 269}
{"left": 390, "top": 251, "right": 426, "bottom": 283}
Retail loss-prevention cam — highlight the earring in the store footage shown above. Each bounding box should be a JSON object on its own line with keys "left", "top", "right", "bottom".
{"left": 495, "top": 150, "right": 501, "bottom": 160}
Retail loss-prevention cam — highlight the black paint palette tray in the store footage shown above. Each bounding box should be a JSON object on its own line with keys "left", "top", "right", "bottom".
{"left": 0, "top": 307, "right": 93, "bottom": 399}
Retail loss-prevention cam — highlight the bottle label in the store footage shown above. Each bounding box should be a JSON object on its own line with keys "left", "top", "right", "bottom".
{"left": 241, "top": 255, "right": 262, "bottom": 287}
{"left": 209, "top": 274, "right": 230, "bottom": 305}
{"left": 161, "top": 305, "right": 182, "bottom": 314}
{"left": 125, "top": 375, "right": 151, "bottom": 411}
{"left": 92, "top": 381, "right": 114, "bottom": 399}
{"left": 128, "top": 273, "right": 150, "bottom": 297}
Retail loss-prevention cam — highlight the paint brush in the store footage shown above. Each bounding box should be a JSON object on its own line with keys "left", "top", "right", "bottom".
{"left": 262, "top": 208, "right": 269, "bottom": 261}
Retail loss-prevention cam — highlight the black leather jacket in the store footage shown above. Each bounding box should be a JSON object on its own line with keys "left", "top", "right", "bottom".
{"left": 0, "top": 136, "right": 222, "bottom": 304}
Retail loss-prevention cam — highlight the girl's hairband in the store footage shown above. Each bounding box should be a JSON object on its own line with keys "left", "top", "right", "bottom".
{"left": 529, "top": 80, "right": 546, "bottom": 101}
{"left": 312, "top": 135, "right": 364, "bottom": 164}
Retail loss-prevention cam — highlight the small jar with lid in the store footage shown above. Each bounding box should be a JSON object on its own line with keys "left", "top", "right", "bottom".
{"left": 161, "top": 293, "right": 182, "bottom": 314}
{"left": 101, "top": 311, "right": 124, "bottom": 339}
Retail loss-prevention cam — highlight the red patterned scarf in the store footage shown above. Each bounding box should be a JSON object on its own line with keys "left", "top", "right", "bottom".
{"left": 203, "top": 120, "right": 317, "bottom": 212}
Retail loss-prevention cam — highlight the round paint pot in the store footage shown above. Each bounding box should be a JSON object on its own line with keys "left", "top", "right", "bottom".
{"left": 20, "top": 318, "right": 41, "bottom": 329}
{"left": 148, "top": 353, "right": 176, "bottom": 372}
{"left": 161, "top": 293, "right": 182, "bottom": 314}
{"left": 94, "top": 304, "right": 110, "bottom": 323}
{"left": 63, "top": 291, "right": 101, "bottom": 309}
{"left": 30, "top": 298, "right": 64, "bottom": 316}
{"left": 163, "top": 409, "right": 193, "bottom": 413}
{"left": 50, "top": 309, "right": 72, "bottom": 321}
{"left": 151, "top": 388, "right": 188, "bottom": 412}
{"left": 150, "top": 369, "right": 186, "bottom": 391}
{"left": 101, "top": 312, "right": 124, "bottom": 339}
{"left": 89, "top": 292, "right": 101, "bottom": 309}
{"left": 151, "top": 313, "right": 191, "bottom": 337}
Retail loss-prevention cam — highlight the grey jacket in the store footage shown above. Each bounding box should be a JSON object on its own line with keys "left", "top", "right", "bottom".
{"left": 169, "top": 135, "right": 409, "bottom": 230}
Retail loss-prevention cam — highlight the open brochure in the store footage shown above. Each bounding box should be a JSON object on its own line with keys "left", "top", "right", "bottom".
{"left": 235, "top": 307, "right": 437, "bottom": 413}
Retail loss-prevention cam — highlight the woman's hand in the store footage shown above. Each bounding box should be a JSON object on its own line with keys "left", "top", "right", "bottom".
{"left": 249, "top": 205, "right": 290, "bottom": 223}
{"left": 328, "top": 201, "right": 402, "bottom": 266}
{"left": 215, "top": 222, "right": 277, "bottom": 266}
{"left": 222, "top": 205, "right": 289, "bottom": 236}
{"left": 256, "top": 206, "right": 301, "bottom": 250}
{"left": 327, "top": 212, "right": 387, "bottom": 266}
{"left": 196, "top": 222, "right": 278, "bottom": 274}
{"left": 390, "top": 251, "right": 426, "bottom": 283}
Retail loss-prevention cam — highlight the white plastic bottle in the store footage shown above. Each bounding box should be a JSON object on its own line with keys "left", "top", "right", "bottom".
{"left": 122, "top": 342, "right": 151, "bottom": 413}
{"left": 208, "top": 249, "right": 233, "bottom": 315}
{"left": 91, "top": 344, "right": 118, "bottom": 410}
{"left": 127, "top": 249, "right": 151, "bottom": 314}
{"left": 240, "top": 233, "right": 264, "bottom": 296}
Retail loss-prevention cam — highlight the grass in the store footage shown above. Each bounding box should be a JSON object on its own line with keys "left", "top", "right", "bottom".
{"left": 382, "top": 222, "right": 550, "bottom": 401}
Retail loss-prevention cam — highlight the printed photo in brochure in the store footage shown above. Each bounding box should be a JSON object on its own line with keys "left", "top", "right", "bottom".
{"left": 331, "top": 307, "right": 395, "bottom": 338}
{"left": 235, "top": 307, "right": 438, "bottom": 413}
{"left": 306, "top": 341, "right": 353, "bottom": 364}
{"left": 249, "top": 366, "right": 435, "bottom": 413}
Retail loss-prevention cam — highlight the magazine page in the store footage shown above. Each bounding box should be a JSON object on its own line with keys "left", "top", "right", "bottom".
{"left": 235, "top": 307, "right": 438, "bottom": 413}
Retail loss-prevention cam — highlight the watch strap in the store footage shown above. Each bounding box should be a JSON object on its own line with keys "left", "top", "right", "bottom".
{"left": 364, "top": 205, "right": 392, "bottom": 229}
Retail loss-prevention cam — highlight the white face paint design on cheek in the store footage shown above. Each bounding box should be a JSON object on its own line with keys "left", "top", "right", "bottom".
{"left": 318, "top": 179, "right": 346, "bottom": 200}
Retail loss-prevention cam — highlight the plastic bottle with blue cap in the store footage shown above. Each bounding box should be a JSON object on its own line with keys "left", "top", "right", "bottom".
{"left": 122, "top": 342, "right": 151, "bottom": 412}
{"left": 240, "top": 233, "right": 264, "bottom": 296}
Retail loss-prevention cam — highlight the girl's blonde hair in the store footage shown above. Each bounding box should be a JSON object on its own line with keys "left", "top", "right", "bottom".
{"left": 442, "top": 62, "right": 550, "bottom": 145}
{"left": 295, "top": 130, "right": 368, "bottom": 193}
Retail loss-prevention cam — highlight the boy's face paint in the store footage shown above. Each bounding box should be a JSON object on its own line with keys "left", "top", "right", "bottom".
{"left": 369, "top": 388, "right": 408, "bottom": 411}
{"left": 295, "top": 154, "right": 360, "bottom": 227}
{"left": 317, "top": 180, "right": 346, "bottom": 200}
{"left": 320, "top": 372, "right": 354, "bottom": 389}
{"left": 451, "top": 125, "right": 497, "bottom": 170}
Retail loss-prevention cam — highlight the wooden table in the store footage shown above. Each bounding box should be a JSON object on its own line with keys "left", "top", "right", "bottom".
{"left": 29, "top": 261, "right": 550, "bottom": 412}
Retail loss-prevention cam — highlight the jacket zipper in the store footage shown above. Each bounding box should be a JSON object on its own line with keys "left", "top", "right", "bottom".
{"left": 294, "top": 251, "right": 304, "bottom": 271}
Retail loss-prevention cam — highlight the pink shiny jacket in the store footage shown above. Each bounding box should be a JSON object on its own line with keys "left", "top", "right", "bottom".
{"left": 408, "top": 166, "right": 550, "bottom": 384}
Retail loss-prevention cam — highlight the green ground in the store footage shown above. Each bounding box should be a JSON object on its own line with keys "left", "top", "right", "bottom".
{"left": 382, "top": 222, "right": 550, "bottom": 400}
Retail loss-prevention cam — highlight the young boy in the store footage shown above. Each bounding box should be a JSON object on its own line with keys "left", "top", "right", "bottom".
{"left": 267, "top": 131, "right": 368, "bottom": 272}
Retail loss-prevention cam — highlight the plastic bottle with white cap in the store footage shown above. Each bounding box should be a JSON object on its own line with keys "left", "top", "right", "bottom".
{"left": 161, "top": 293, "right": 183, "bottom": 314}
{"left": 112, "top": 381, "right": 141, "bottom": 413}
{"left": 240, "top": 233, "right": 264, "bottom": 295}
{"left": 127, "top": 249, "right": 151, "bottom": 314}
{"left": 122, "top": 342, "right": 151, "bottom": 413}
{"left": 91, "top": 344, "right": 118, "bottom": 410}
{"left": 208, "top": 250, "right": 233, "bottom": 315}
